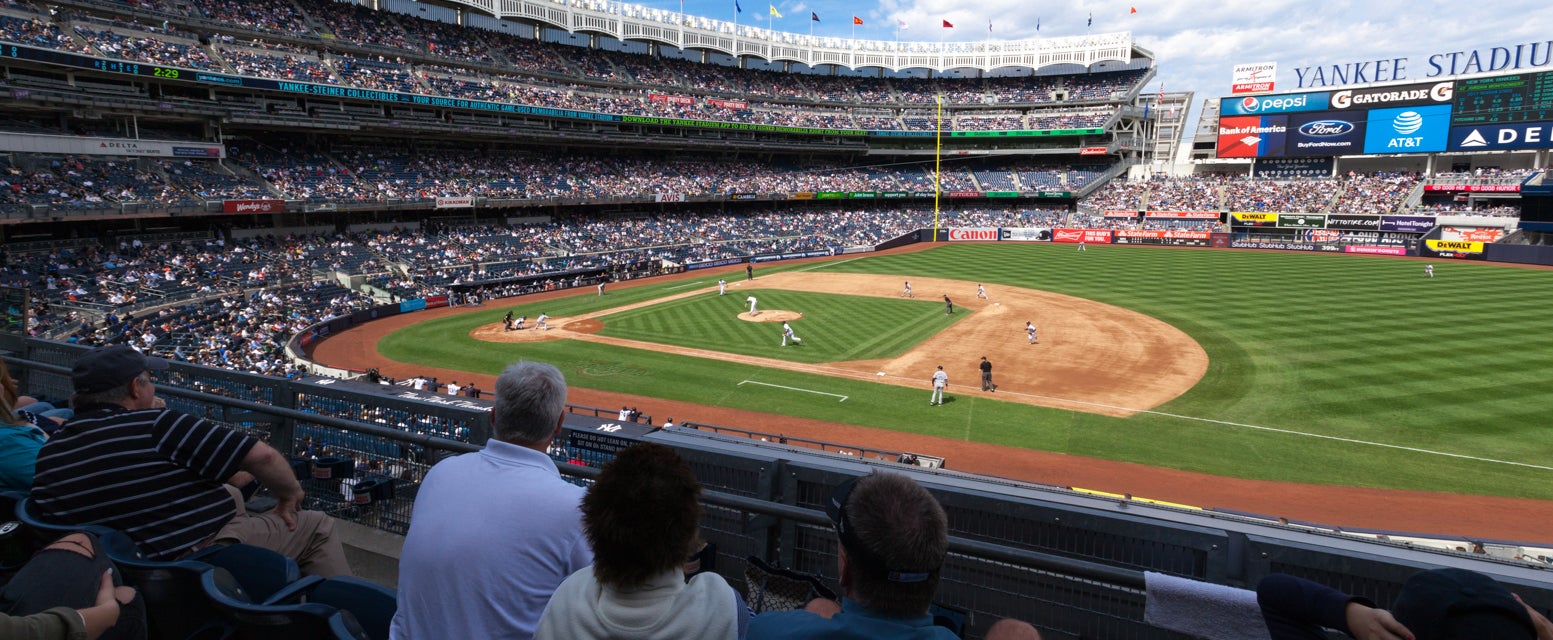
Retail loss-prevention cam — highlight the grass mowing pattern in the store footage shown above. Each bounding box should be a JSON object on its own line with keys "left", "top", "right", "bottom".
{"left": 377, "top": 246, "right": 1553, "bottom": 500}
{"left": 596, "top": 290, "right": 967, "bottom": 363}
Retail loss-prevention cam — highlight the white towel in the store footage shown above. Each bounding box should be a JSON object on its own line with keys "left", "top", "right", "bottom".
{"left": 1143, "top": 571, "right": 1271, "bottom": 640}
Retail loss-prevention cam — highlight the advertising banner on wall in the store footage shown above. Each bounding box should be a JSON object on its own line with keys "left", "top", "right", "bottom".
{"left": 1232, "top": 62, "right": 1277, "bottom": 94}
{"left": 1447, "top": 120, "right": 1553, "bottom": 151}
{"left": 1285, "top": 110, "right": 1368, "bottom": 156}
{"left": 223, "top": 199, "right": 285, "bottom": 214}
{"left": 1254, "top": 157, "right": 1334, "bottom": 176}
{"left": 1114, "top": 230, "right": 1212, "bottom": 246}
{"left": 1324, "top": 213, "right": 1384, "bottom": 230}
{"left": 1217, "top": 115, "right": 1289, "bottom": 158}
{"left": 1144, "top": 211, "right": 1221, "bottom": 219}
{"left": 1363, "top": 104, "right": 1453, "bottom": 154}
{"left": 1422, "top": 239, "right": 1488, "bottom": 259}
{"left": 1052, "top": 229, "right": 1114, "bottom": 244}
{"left": 1105, "top": 210, "right": 1140, "bottom": 218}
{"left": 1331, "top": 81, "right": 1453, "bottom": 110}
{"left": 1219, "top": 92, "right": 1330, "bottom": 116}
{"left": 434, "top": 197, "right": 474, "bottom": 208}
{"left": 1423, "top": 182, "right": 1521, "bottom": 193}
{"left": 1380, "top": 215, "right": 1438, "bottom": 233}
{"left": 1278, "top": 213, "right": 1327, "bottom": 229}
{"left": 948, "top": 228, "right": 999, "bottom": 241}
{"left": 1345, "top": 246, "right": 1408, "bottom": 256}
{"left": 1230, "top": 212, "right": 1280, "bottom": 227}
{"left": 1229, "top": 239, "right": 1342, "bottom": 252}
{"left": 1441, "top": 226, "right": 1506, "bottom": 243}
{"left": 1001, "top": 228, "right": 1052, "bottom": 242}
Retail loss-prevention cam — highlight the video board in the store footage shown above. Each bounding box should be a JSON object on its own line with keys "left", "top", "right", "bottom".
{"left": 1216, "top": 75, "right": 1553, "bottom": 157}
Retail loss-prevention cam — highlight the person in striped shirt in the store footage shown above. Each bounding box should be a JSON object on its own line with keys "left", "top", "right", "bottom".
{"left": 30, "top": 345, "right": 350, "bottom": 576}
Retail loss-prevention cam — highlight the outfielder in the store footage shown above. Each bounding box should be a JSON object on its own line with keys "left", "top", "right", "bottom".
{"left": 1026, "top": 321, "right": 1037, "bottom": 345}
{"left": 746, "top": 295, "right": 758, "bottom": 316}
{"left": 944, "top": 295, "right": 953, "bottom": 315}
{"left": 781, "top": 321, "right": 801, "bottom": 346}
{"left": 976, "top": 283, "right": 987, "bottom": 300}
{"left": 537, "top": 312, "right": 549, "bottom": 331}
{"left": 718, "top": 279, "right": 727, "bottom": 295}
{"left": 930, "top": 365, "right": 948, "bottom": 406}
{"left": 1425, "top": 264, "right": 1434, "bottom": 278}
{"left": 901, "top": 281, "right": 913, "bottom": 298}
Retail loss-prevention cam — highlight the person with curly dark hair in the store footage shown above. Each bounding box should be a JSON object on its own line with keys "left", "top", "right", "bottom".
{"left": 536, "top": 443, "right": 748, "bottom": 640}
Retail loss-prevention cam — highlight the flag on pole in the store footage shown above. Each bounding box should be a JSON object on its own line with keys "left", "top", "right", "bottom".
{"left": 735, "top": 0, "right": 742, "bottom": 12}
{"left": 811, "top": 11, "right": 819, "bottom": 21}
{"left": 987, "top": 20, "right": 992, "bottom": 32}
{"left": 1087, "top": 12, "right": 1092, "bottom": 26}
{"left": 769, "top": 4, "right": 781, "bottom": 17}
{"left": 1130, "top": 6, "right": 1138, "bottom": 13}
{"left": 852, "top": 16, "right": 863, "bottom": 25}
{"left": 1036, "top": 17, "right": 1040, "bottom": 31}
{"left": 942, "top": 19, "right": 953, "bottom": 28}
{"left": 897, "top": 19, "right": 908, "bottom": 29}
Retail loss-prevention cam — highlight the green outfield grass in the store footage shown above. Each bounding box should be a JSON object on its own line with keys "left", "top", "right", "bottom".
{"left": 595, "top": 290, "right": 967, "bottom": 363}
{"left": 377, "top": 245, "right": 1553, "bottom": 500}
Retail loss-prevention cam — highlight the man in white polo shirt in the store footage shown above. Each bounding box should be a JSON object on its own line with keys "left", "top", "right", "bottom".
{"left": 392, "top": 361, "right": 591, "bottom": 640}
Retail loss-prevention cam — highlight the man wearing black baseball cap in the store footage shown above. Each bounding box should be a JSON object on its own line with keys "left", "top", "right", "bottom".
{"left": 30, "top": 345, "right": 350, "bottom": 576}
{"left": 1259, "top": 567, "right": 1552, "bottom": 640}
{"left": 748, "top": 472, "right": 1039, "bottom": 639}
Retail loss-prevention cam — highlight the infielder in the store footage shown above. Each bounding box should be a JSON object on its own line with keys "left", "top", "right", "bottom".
{"left": 976, "top": 283, "right": 987, "bottom": 300}
{"left": 781, "top": 321, "right": 801, "bottom": 346}
{"left": 597, "top": 280, "right": 606, "bottom": 295}
{"left": 1026, "top": 321, "right": 1037, "bottom": 345}
{"left": 746, "top": 295, "right": 758, "bottom": 316}
{"left": 901, "top": 281, "right": 913, "bottom": 298}
{"left": 1425, "top": 264, "right": 1434, "bottom": 278}
{"left": 930, "top": 365, "right": 948, "bottom": 406}
{"left": 718, "top": 279, "right": 727, "bottom": 295}
{"left": 944, "top": 295, "right": 953, "bottom": 315}
{"left": 537, "top": 312, "right": 549, "bottom": 331}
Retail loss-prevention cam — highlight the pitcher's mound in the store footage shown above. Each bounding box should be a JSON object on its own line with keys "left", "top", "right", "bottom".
{"left": 739, "top": 310, "right": 803, "bottom": 322}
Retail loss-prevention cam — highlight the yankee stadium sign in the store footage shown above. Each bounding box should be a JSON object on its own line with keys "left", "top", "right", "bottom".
{"left": 1292, "top": 38, "right": 1552, "bottom": 88}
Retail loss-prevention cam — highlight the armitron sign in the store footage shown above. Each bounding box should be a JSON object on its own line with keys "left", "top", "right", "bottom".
{"left": 1232, "top": 61, "right": 1277, "bottom": 94}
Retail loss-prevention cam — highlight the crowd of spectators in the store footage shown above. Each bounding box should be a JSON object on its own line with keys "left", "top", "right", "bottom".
{"left": 1082, "top": 172, "right": 1440, "bottom": 215}
{"left": 72, "top": 25, "right": 217, "bottom": 70}
{"left": 1332, "top": 172, "right": 1421, "bottom": 214}
{"left": 1222, "top": 177, "right": 1339, "bottom": 212}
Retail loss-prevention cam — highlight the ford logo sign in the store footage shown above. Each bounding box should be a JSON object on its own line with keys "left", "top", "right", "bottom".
{"left": 1298, "top": 120, "right": 1354, "bottom": 137}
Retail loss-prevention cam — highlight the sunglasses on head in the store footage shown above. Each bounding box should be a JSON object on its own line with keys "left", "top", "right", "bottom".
{"left": 826, "top": 475, "right": 934, "bottom": 584}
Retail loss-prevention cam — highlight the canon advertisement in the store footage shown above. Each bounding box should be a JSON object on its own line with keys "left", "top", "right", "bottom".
{"left": 948, "top": 228, "right": 999, "bottom": 241}
{"left": 1284, "top": 110, "right": 1367, "bottom": 156}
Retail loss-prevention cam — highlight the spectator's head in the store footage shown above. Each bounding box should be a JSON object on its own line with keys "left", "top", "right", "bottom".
{"left": 492, "top": 361, "right": 566, "bottom": 447}
{"left": 581, "top": 443, "right": 701, "bottom": 589}
{"left": 0, "top": 357, "right": 19, "bottom": 407}
{"left": 1391, "top": 568, "right": 1536, "bottom": 640}
{"left": 69, "top": 345, "right": 167, "bottom": 410}
{"left": 827, "top": 472, "right": 946, "bottom": 617}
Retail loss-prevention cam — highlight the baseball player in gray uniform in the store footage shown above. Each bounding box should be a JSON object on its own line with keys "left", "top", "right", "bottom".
{"left": 930, "top": 366, "right": 948, "bottom": 405}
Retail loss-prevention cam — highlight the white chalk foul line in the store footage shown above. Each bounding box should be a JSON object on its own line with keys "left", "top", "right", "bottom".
{"left": 665, "top": 280, "right": 707, "bottom": 290}
{"left": 739, "top": 380, "right": 848, "bottom": 402}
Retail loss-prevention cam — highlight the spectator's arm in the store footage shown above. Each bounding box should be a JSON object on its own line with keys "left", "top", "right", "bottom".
{"left": 239, "top": 441, "right": 305, "bottom": 530}
{"left": 1258, "top": 573, "right": 1378, "bottom": 637}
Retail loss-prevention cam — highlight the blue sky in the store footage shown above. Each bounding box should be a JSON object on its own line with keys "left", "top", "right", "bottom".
{"left": 645, "top": 0, "right": 1548, "bottom": 107}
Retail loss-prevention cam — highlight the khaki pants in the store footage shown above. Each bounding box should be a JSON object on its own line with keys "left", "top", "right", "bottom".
{"left": 213, "top": 484, "right": 352, "bottom": 577}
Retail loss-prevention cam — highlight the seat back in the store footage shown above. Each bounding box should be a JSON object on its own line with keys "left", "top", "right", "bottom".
{"left": 202, "top": 567, "right": 341, "bottom": 640}
{"left": 15, "top": 495, "right": 115, "bottom": 544}
{"left": 99, "top": 530, "right": 229, "bottom": 640}
{"left": 305, "top": 577, "right": 397, "bottom": 640}
{"left": 189, "top": 543, "right": 303, "bottom": 603}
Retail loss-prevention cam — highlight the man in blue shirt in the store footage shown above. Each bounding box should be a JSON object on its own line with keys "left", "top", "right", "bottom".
{"left": 749, "top": 472, "right": 1039, "bottom": 640}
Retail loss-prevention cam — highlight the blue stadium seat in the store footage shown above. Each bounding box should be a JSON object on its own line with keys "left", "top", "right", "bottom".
{"left": 202, "top": 568, "right": 370, "bottom": 640}
{"left": 272, "top": 576, "right": 397, "bottom": 640}
{"left": 99, "top": 530, "right": 230, "bottom": 640}
{"left": 14, "top": 495, "right": 116, "bottom": 542}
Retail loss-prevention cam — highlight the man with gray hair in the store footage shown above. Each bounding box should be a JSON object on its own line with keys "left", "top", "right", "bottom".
{"left": 391, "top": 361, "right": 592, "bottom": 640}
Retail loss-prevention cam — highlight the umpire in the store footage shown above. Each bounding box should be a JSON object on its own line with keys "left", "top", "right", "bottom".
{"left": 980, "top": 356, "right": 994, "bottom": 392}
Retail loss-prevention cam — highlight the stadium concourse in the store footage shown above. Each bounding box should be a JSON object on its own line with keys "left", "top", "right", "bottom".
{"left": 306, "top": 243, "right": 1553, "bottom": 546}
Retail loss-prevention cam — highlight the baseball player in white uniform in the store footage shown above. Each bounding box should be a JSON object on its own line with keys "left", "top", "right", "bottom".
{"left": 537, "top": 312, "right": 550, "bottom": 331}
{"left": 781, "top": 321, "right": 801, "bottom": 346}
{"left": 930, "top": 365, "right": 948, "bottom": 406}
{"left": 746, "top": 296, "right": 758, "bottom": 316}
{"left": 901, "top": 281, "right": 913, "bottom": 298}
{"left": 514, "top": 315, "right": 526, "bottom": 330}
{"left": 718, "top": 279, "right": 727, "bottom": 295}
{"left": 1026, "top": 321, "right": 1037, "bottom": 345}
{"left": 1425, "top": 264, "right": 1434, "bottom": 278}
{"left": 976, "top": 283, "right": 987, "bottom": 300}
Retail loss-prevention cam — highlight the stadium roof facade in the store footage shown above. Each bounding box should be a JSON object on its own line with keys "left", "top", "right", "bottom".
{"left": 442, "top": 0, "right": 1151, "bottom": 73}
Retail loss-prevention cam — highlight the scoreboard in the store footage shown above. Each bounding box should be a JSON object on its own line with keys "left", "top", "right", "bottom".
{"left": 1451, "top": 71, "right": 1553, "bottom": 125}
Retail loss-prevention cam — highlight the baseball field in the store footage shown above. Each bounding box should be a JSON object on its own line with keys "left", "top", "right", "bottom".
{"left": 319, "top": 242, "right": 1553, "bottom": 537}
